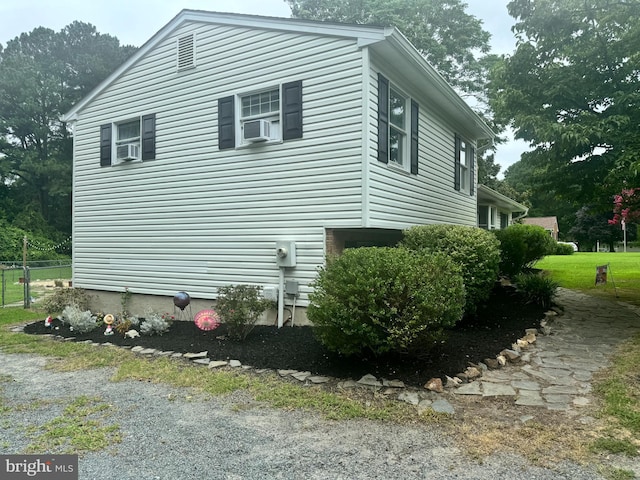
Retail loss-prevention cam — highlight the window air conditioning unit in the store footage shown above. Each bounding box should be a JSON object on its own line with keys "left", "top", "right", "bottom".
{"left": 116, "top": 143, "right": 140, "bottom": 161}
{"left": 243, "top": 119, "right": 270, "bottom": 142}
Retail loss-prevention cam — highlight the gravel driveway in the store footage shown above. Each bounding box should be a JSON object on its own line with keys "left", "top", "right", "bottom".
{"left": 0, "top": 352, "right": 606, "bottom": 480}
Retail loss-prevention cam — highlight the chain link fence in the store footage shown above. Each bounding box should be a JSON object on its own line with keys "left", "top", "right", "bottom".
{"left": 1, "top": 260, "right": 72, "bottom": 308}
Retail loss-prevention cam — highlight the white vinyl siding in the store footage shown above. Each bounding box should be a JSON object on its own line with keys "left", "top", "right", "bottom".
{"left": 366, "top": 62, "right": 477, "bottom": 228}
{"left": 71, "top": 23, "right": 366, "bottom": 305}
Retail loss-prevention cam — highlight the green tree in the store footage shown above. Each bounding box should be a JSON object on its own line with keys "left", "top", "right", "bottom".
{"left": 286, "top": 0, "right": 492, "bottom": 100}
{"left": 489, "top": 0, "right": 640, "bottom": 201}
{"left": 0, "top": 23, "right": 135, "bottom": 238}
{"left": 286, "top": 0, "right": 505, "bottom": 178}
{"left": 569, "top": 206, "right": 628, "bottom": 252}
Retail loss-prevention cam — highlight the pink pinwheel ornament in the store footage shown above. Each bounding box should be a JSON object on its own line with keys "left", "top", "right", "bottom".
{"left": 194, "top": 309, "right": 220, "bottom": 331}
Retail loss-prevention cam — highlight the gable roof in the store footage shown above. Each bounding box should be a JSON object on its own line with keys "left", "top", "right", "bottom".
{"left": 61, "top": 9, "right": 494, "bottom": 140}
{"left": 523, "top": 217, "right": 558, "bottom": 230}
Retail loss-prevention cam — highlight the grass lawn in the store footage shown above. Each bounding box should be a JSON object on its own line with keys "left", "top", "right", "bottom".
{"left": 535, "top": 252, "right": 640, "bottom": 307}
{"left": 1, "top": 265, "right": 71, "bottom": 306}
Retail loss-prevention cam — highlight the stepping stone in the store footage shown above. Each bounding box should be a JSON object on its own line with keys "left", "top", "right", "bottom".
{"left": 482, "top": 382, "right": 516, "bottom": 397}
{"left": 308, "top": 376, "right": 330, "bottom": 384}
{"left": 183, "top": 351, "right": 208, "bottom": 359}
{"left": 157, "top": 351, "right": 175, "bottom": 357}
{"left": 292, "top": 371, "right": 311, "bottom": 382}
{"left": 455, "top": 382, "right": 482, "bottom": 395}
{"left": 511, "top": 380, "right": 541, "bottom": 391}
{"left": 277, "top": 370, "right": 298, "bottom": 377}
{"left": 417, "top": 399, "right": 433, "bottom": 414}
{"left": 357, "top": 374, "right": 382, "bottom": 387}
{"left": 572, "top": 397, "right": 591, "bottom": 407}
{"left": 431, "top": 399, "right": 455, "bottom": 415}
{"left": 209, "top": 361, "right": 228, "bottom": 369}
{"left": 193, "top": 358, "right": 210, "bottom": 365}
{"left": 171, "top": 353, "right": 183, "bottom": 358}
{"left": 337, "top": 380, "right": 357, "bottom": 389}
{"left": 542, "top": 385, "right": 581, "bottom": 395}
{"left": 131, "top": 346, "right": 145, "bottom": 353}
{"left": 398, "top": 391, "right": 420, "bottom": 405}
{"left": 139, "top": 348, "right": 157, "bottom": 355}
{"left": 383, "top": 379, "right": 405, "bottom": 388}
{"left": 228, "top": 360, "right": 242, "bottom": 367}
{"left": 516, "top": 391, "right": 545, "bottom": 407}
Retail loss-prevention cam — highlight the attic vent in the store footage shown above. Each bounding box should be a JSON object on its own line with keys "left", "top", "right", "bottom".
{"left": 177, "top": 33, "right": 195, "bottom": 71}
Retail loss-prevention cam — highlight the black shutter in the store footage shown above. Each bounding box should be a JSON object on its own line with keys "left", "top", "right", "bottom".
{"left": 100, "top": 124, "right": 112, "bottom": 167}
{"left": 377, "top": 73, "right": 389, "bottom": 163}
{"left": 218, "top": 96, "right": 235, "bottom": 150}
{"left": 410, "top": 100, "right": 419, "bottom": 175}
{"left": 454, "top": 134, "right": 461, "bottom": 191}
{"left": 469, "top": 145, "right": 475, "bottom": 195}
{"left": 282, "top": 80, "right": 303, "bottom": 140}
{"left": 141, "top": 114, "right": 156, "bottom": 160}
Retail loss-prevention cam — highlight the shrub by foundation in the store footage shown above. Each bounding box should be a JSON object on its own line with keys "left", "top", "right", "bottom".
{"left": 308, "top": 247, "right": 465, "bottom": 356}
{"left": 401, "top": 224, "right": 501, "bottom": 313}
{"left": 494, "top": 224, "right": 557, "bottom": 277}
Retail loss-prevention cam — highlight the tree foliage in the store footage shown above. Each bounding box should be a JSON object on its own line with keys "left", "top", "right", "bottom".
{"left": 0, "top": 23, "right": 135, "bottom": 241}
{"left": 286, "top": 0, "right": 492, "bottom": 101}
{"left": 489, "top": 0, "right": 640, "bottom": 196}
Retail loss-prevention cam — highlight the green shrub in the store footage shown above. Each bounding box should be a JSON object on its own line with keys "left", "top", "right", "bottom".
{"left": 140, "top": 310, "right": 172, "bottom": 336}
{"left": 401, "top": 224, "right": 501, "bottom": 313}
{"left": 514, "top": 272, "right": 559, "bottom": 309}
{"left": 494, "top": 224, "right": 557, "bottom": 277}
{"left": 554, "top": 242, "right": 576, "bottom": 255}
{"left": 215, "top": 285, "right": 272, "bottom": 341}
{"left": 308, "top": 247, "right": 465, "bottom": 356}
{"left": 42, "top": 288, "right": 91, "bottom": 315}
{"left": 61, "top": 304, "right": 98, "bottom": 333}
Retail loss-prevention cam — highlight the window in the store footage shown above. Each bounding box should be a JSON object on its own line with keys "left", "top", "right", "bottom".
{"left": 500, "top": 213, "right": 509, "bottom": 229}
{"left": 389, "top": 88, "right": 407, "bottom": 166}
{"left": 99, "top": 114, "right": 156, "bottom": 166}
{"left": 218, "top": 81, "right": 303, "bottom": 150}
{"left": 454, "top": 134, "right": 475, "bottom": 195}
{"left": 377, "top": 73, "right": 418, "bottom": 174}
{"left": 239, "top": 88, "right": 281, "bottom": 144}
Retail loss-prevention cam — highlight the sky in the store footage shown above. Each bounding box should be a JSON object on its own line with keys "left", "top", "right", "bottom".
{"left": 0, "top": 0, "right": 529, "bottom": 177}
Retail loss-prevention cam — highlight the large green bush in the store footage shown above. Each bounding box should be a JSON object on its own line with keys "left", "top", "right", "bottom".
{"left": 401, "top": 224, "right": 501, "bottom": 313}
{"left": 307, "top": 247, "right": 464, "bottom": 355}
{"left": 308, "top": 247, "right": 465, "bottom": 356}
{"left": 493, "top": 224, "right": 557, "bottom": 276}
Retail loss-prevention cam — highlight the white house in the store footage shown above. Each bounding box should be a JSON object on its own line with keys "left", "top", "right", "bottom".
{"left": 477, "top": 185, "right": 528, "bottom": 230}
{"left": 61, "top": 10, "right": 495, "bottom": 323}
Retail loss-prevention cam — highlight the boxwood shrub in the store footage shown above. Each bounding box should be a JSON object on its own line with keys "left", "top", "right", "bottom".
{"left": 401, "top": 224, "right": 501, "bottom": 313}
{"left": 493, "top": 224, "right": 557, "bottom": 277}
{"left": 307, "top": 247, "right": 465, "bottom": 356}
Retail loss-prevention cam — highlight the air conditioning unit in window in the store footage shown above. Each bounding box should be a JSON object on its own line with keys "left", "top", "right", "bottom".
{"left": 243, "top": 119, "right": 270, "bottom": 142}
{"left": 116, "top": 143, "right": 139, "bottom": 161}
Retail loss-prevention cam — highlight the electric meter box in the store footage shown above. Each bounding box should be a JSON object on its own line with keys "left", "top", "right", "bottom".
{"left": 275, "top": 241, "right": 296, "bottom": 267}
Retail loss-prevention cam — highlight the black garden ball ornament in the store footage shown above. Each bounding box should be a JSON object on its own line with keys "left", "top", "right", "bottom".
{"left": 173, "top": 291, "right": 191, "bottom": 311}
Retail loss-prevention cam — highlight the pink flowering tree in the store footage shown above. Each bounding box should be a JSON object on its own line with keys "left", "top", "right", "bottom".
{"left": 609, "top": 188, "right": 640, "bottom": 225}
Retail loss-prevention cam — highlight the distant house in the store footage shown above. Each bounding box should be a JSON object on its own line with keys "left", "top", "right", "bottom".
{"left": 523, "top": 216, "right": 559, "bottom": 240}
{"left": 61, "top": 10, "right": 494, "bottom": 322}
{"left": 476, "top": 185, "right": 528, "bottom": 230}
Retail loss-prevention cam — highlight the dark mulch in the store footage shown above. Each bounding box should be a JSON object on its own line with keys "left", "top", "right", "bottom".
{"left": 23, "top": 284, "right": 543, "bottom": 388}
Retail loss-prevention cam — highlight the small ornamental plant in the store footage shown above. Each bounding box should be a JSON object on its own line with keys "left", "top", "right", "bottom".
{"left": 140, "top": 310, "right": 173, "bottom": 336}
{"left": 61, "top": 304, "right": 99, "bottom": 333}
{"left": 215, "top": 285, "right": 272, "bottom": 340}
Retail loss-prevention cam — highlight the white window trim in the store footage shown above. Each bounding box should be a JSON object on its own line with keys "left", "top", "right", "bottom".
{"left": 112, "top": 117, "right": 142, "bottom": 165}
{"left": 236, "top": 85, "right": 282, "bottom": 147}
{"left": 384, "top": 82, "right": 412, "bottom": 172}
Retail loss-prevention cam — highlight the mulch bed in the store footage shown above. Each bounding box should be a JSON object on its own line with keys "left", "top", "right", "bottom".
{"left": 23, "top": 284, "right": 544, "bottom": 388}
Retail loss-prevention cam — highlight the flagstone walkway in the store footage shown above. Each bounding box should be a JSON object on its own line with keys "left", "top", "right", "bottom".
{"left": 453, "top": 288, "right": 640, "bottom": 412}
